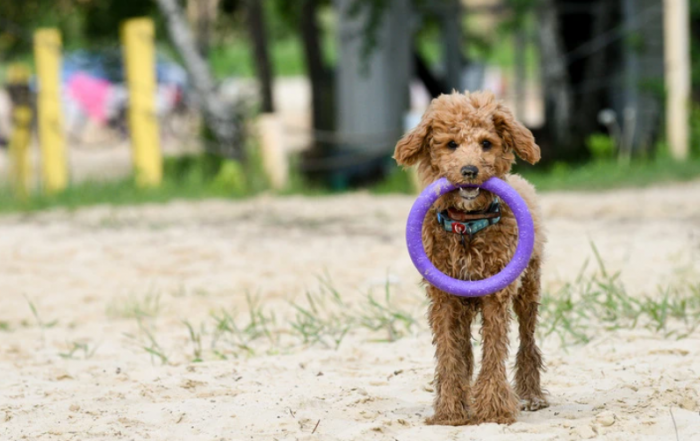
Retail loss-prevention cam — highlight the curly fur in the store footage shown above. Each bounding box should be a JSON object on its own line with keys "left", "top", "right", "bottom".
{"left": 394, "top": 91, "right": 548, "bottom": 426}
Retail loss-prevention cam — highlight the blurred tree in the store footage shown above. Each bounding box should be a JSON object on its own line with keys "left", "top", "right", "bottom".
{"left": 299, "top": 0, "right": 335, "bottom": 137}
{"left": 0, "top": 1, "right": 83, "bottom": 57}
{"left": 271, "top": 0, "right": 335, "bottom": 159}
{"left": 348, "top": 0, "right": 464, "bottom": 98}
{"left": 537, "top": 0, "right": 573, "bottom": 156}
{"left": 691, "top": 0, "right": 700, "bottom": 101}
{"left": 187, "top": 0, "right": 221, "bottom": 57}
{"left": 245, "top": 0, "right": 274, "bottom": 113}
{"left": 156, "top": 0, "right": 246, "bottom": 160}
{"left": 82, "top": 0, "right": 158, "bottom": 42}
{"left": 511, "top": 0, "right": 665, "bottom": 162}
{"left": 221, "top": 0, "right": 275, "bottom": 113}
{"left": 502, "top": 0, "right": 539, "bottom": 119}
{"left": 0, "top": 0, "right": 167, "bottom": 57}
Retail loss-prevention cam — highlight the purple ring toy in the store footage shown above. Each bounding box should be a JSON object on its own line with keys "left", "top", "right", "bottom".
{"left": 406, "top": 177, "right": 535, "bottom": 297}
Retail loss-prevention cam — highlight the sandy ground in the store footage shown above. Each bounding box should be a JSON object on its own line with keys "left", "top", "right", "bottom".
{"left": 1, "top": 180, "right": 699, "bottom": 440}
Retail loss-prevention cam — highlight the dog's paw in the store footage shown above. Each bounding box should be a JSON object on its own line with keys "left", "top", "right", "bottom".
{"left": 425, "top": 413, "right": 471, "bottom": 426}
{"left": 519, "top": 396, "right": 549, "bottom": 412}
{"left": 471, "top": 383, "right": 519, "bottom": 425}
{"left": 471, "top": 414, "right": 517, "bottom": 425}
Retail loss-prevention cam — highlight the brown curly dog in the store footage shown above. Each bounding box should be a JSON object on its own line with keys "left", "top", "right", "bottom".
{"left": 394, "top": 91, "right": 548, "bottom": 426}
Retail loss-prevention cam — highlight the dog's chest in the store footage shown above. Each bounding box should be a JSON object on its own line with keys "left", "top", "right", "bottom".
{"left": 427, "top": 215, "right": 518, "bottom": 281}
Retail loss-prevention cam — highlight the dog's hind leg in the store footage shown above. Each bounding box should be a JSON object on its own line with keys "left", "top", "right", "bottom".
{"left": 513, "top": 258, "right": 549, "bottom": 411}
{"left": 471, "top": 288, "right": 519, "bottom": 425}
{"left": 425, "top": 287, "right": 473, "bottom": 426}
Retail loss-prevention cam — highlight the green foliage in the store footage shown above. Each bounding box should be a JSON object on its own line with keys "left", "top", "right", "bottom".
{"left": 519, "top": 157, "right": 700, "bottom": 192}
{"left": 209, "top": 36, "right": 313, "bottom": 78}
{"left": 0, "top": 1, "right": 85, "bottom": 56}
{"left": 81, "top": 0, "right": 159, "bottom": 44}
{"left": 0, "top": 148, "right": 271, "bottom": 214}
{"left": 212, "top": 158, "right": 247, "bottom": 193}
{"left": 270, "top": 0, "right": 319, "bottom": 30}
{"left": 370, "top": 167, "right": 415, "bottom": 195}
{"left": 3, "top": 153, "right": 699, "bottom": 214}
{"left": 0, "top": 0, "right": 166, "bottom": 56}
{"left": 500, "top": 0, "right": 537, "bottom": 31}
{"left": 691, "top": 103, "right": 700, "bottom": 157}
{"left": 585, "top": 133, "right": 616, "bottom": 162}
{"left": 374, "top": 155, "right": 700, "bottom": 195}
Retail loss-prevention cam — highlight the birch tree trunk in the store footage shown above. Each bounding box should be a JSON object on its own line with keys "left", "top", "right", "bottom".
{"left": 187, "top": 0, "right": 220, "bottom": 58}
{"left": 156, "top": 0, "right": 244, "bottom": 160}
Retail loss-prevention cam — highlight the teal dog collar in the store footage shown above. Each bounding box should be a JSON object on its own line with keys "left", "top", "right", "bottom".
{"left": 437, "top": 198, "right": 501, "bottom": 238}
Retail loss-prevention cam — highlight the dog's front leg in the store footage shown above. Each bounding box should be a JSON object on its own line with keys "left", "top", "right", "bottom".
{"left": 471, "top": 287, "right": 519, "bottom": 425}
{"left": 425, "top": 287, "right": 474, "bottom": 426}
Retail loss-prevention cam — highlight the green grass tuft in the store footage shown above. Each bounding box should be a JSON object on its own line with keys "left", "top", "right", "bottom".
{"left": 117, "top": 257, "right": 699, "bottom": 364}
{"left": 106, "top": 290, "right": 162, "bottom": 320}
{"left": 539, "top": 243, "right": 700, "bottom": 345}
{"left": 209, "top": 292, "right": 279, "bottom": 358}
{"left": 124, "top": 316, "right": 169, "bottom": 365}
{"left": 59, "top": 340, "right": 98, "bottom": 360}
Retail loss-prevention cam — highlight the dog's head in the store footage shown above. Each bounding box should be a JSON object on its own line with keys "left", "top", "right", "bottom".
{"left": 394, "top": 91, "right": 540, "bottom": 211}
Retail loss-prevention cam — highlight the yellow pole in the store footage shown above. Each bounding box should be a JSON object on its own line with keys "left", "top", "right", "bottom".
{"left": 663, "top": 0, "right": 691, "bottom": 160}
{"left": 7, "top": 64, "right": 33, "bottom": 200}
{"left": 33, "top": 28, "right": 68, "bottom": 193}
{"left": 121, "top": 18, "right": 162, "bottom": 187}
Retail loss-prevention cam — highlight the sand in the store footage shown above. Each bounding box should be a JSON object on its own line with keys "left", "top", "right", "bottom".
{"left": 1, "top": 180, "right": 699, "bottom": 440}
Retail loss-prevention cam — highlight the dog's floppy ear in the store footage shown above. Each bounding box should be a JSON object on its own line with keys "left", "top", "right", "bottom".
{"left": 394, "top": 112, "right": 432, "bottom": 167}
{"left": 493, "top": 104, "right": 541, "bottom": 164}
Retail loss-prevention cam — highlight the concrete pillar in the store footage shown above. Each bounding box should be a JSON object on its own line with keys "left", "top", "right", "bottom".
{"left": 334, "top": 0, "right": 413, "bottom": 159}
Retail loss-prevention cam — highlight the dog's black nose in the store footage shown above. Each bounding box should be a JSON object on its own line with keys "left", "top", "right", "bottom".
{"left": 461, "top": 165, "right": 479, "bottom": 179}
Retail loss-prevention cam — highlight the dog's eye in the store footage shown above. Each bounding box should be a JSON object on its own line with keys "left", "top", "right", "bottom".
{"left": 481, "top": 140, "right": 492, "bottom": 150}
{"left": 447, "top": 141, "right": 458, "bottom": 149}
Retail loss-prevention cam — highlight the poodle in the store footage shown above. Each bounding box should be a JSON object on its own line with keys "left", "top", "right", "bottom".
{"left": 394, "top": 91, "right": 548, "bottom": 426}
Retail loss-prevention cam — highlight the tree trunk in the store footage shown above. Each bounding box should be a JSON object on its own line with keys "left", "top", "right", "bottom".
{"left": 513, "top": 30, "right": 527, "bottom": 121}
{"left": 578, "top": 1, "right": 614, "bottom": 138}
{"left": 187, "top": 0, "right": 219, "bottom": 58}
{"left": 413, "top": 50, "right": 448, "bottom": 98}
{"left": 300, "top": 0, "right": 334, "bottom": 138}
{"left": 692, "top": 14, "right": 700, "bottom": 102}
{"left": 439, "top": 0, "right": 463, "bottom": 91}
{"left": 537, "top": 0, "right": 574, "bottom": 159}
{"left": 245, "top": 0, "right": 274, "bottom": 113}
{"left": 156, "top": 0, "right": 244, "bottom": 159}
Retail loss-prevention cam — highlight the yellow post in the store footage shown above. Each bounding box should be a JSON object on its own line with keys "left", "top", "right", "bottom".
{"left": 6, "top": 64, "right": 33, "bottom": 200}
{"left": 121, "top": 18, "right": 162, "bottom": 187}
{"left": 34, "top": 28, "right": 68, "bottom": 193}
{"left": 663, "top": 0, "right": 691, "bottom": 160}
{"left": 257, "top": 113, "right": 289, "bottom": 190}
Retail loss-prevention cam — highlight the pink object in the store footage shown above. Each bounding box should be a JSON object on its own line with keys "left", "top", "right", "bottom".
{"left": 67, "top": 73, "right": 111, "bottom": 124}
